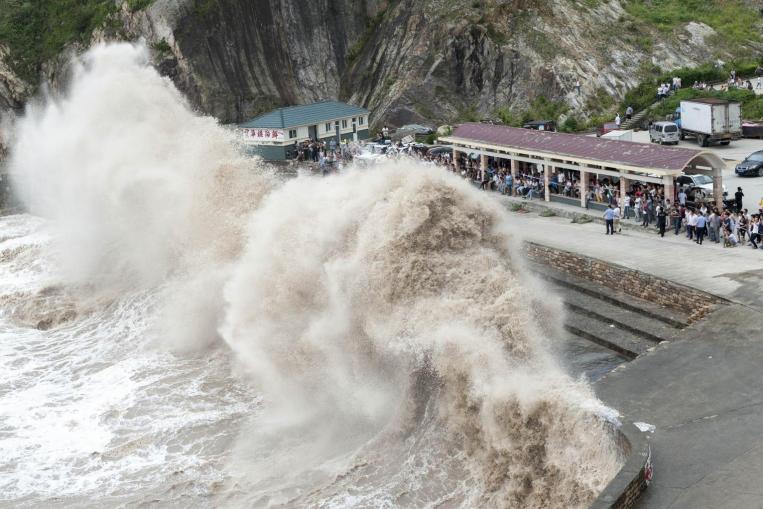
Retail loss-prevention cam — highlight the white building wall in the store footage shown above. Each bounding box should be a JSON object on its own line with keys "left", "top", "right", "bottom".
{"left": 275, "top": 112, "right": 370, "bottom": 144}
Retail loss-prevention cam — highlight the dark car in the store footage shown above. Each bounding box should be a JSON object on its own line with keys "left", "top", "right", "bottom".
{"left": 522, "top": 120, "right": 556, "bottom": 132}
{"left": 427, "top": 145, "right": 453, "bottom": 156}
{"left": 734, "top": 151, "right": 763, "bottom": 177}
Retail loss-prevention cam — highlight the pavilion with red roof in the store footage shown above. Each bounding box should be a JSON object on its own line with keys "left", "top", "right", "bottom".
{"left": 440, "top": 123, "right": 726, "bottom": 208}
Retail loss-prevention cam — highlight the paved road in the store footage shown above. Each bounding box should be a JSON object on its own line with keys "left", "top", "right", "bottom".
{"left": 630, "top": 129, "right": 763, "bottom": 163}
{"left": 495, "top": 199, "right": 763, "bottom": 509}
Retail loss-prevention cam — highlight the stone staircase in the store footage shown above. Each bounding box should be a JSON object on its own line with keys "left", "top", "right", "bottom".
{"left": 620, "top": 105, "right": 654, "bottom": 131}
{"left": 531, "top": 265, "right": 691, "bottom": 374}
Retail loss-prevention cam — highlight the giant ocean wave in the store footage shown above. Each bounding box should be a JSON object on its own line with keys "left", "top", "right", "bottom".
{"left": 1, "top": 43, "right": 621, "bottom": 508}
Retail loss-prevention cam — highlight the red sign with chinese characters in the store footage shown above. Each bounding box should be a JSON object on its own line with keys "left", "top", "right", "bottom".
{"left": 241, "top": 128, "right": 286, "bottom": 142}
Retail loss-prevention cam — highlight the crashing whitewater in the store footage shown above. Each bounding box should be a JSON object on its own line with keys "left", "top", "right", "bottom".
{"left": 0, "top": 43, "right": 623, "bottom": 508}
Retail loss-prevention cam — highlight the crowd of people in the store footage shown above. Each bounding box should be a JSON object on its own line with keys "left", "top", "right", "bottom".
{"left": 291, "top": 138, "right": 360, "bottom": 174}
{"left": 603, "top": 191, "right": 762, "bottom": 250}
{"left": 440, "top": 150, "right": 762, "bottom": 251}
{"left": 657, "top": 70, "right": 763, "bottom": 98}
{"left": 291, "top": 136, "right": 762, "bottom": 252}
{"left": 656, "top": 77, "right": 682, "bottom": 100}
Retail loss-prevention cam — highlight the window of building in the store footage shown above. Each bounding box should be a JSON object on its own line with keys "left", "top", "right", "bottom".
{"left": 325, "top": 122, "right": 332, "bottom": 132}
{"left": 342, "top": 119, "right": 348, "bottom": 128}
{"left": 289, "top": 129, "right": 297, "bottom": 139}
{"left": 358, "top": 116, "right": 364, "bottom": 125}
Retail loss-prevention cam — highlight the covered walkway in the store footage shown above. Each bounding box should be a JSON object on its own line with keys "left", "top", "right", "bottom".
{"left": 440, "top": 123, "right": 726, "bottom": 209}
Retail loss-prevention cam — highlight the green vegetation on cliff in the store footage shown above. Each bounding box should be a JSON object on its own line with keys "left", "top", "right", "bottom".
{"left": 0, "top": 0, "right": 115, "bottom": 82}
{"left": 0, "top": 0, "right": 154, "bottom": 83}
{"left": 625, "top": 0, "right": 761, "bottom": 46}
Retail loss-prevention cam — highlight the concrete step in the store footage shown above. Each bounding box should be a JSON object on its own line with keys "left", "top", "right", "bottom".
{"left": 554, "top": 285, "right": 681, "bottom": 344}
{"left": 561, "top": 330, "right": 630, "bottom": 381}
{"left": 531, "top": 265, "right": 691, "bottom": 329}
{"left": 564, "top": 312, "right": 653, "bottom": 360}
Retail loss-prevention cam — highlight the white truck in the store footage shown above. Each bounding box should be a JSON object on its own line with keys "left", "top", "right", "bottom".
{"left": 673, "top": 98, "right": 742, "bottom": 147}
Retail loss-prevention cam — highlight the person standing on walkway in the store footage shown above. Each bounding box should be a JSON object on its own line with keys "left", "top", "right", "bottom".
{"left": 707, "top": 209, "right": 717, "bottom": 242}
{"left": 614, "top": 204, "right": 622, "bottom": 233}
{"left": 670, "top": 206, "right": 681, "bottom": 235}
{"left": 657, "top": 206, "right": 667, "bottom": 237}
{"left": 738, "top": 209, "right": 749, "bottom": 243}
{"left": 686, "top": 209, "right": 696, "bottom": 240}
{"left": 735, "top": 187, "right": 744, "bottom": 212}
{"left": 604, "top": 205, "right": 615, "bottom": 235}
{"left": 712, "top": 209, "right": 722, "bottom": 243}
{"left": 615, "top": 113, "right": 622, "bottom": 128}
{"left": 695, "top": 213, "right": 707, "bottom": 244}
{"left": 678, "top": 188, "right": 687, "bottom": 208}
{"left": 642, "top": 199, "right": 651, "bottom": 227}
{"left": 750, "top": 216, "right": 760, "bottom": 248}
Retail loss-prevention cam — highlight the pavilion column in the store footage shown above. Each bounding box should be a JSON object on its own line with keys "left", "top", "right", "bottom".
{"left": 544, "top": 162, "right": 551, "bottom": 202}
{"left": 712, "top": 167, "right": 723, "bottom": 209}
{"left": 663, "top": 175, "right": 675, "bottom": 208}
{"left": 510, "top": 158, "right": 518, "bottom": 196}
{"left": 619, "top": 174, "right": 628, "bottom": 205}
{"left": 580, "top": 170, "right": 588, "bottom": 208}
{"left": 452, "top": 148, "right": 459, "bottom": 172}
{"left": 480, "top": 154, "right": 488, "bottom": 183}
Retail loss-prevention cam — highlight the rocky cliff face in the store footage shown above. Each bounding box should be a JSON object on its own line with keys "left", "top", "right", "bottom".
{"left": 124, "top": 0, "right": 380, "bottom": 122}
{"left": 344, "top": 0, "right": 762, "bottom": 127}
{"left": 0, "top": 0, "right": 761, "bottom": 131}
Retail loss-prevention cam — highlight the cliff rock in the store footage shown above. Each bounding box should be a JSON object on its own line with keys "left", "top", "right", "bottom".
{"left": 1, "top": 0, "right": 762, "bottom": 130}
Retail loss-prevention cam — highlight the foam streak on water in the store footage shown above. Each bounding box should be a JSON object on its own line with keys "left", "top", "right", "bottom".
{"left": 2, "top": 43, "right": 622, "bottom": 508}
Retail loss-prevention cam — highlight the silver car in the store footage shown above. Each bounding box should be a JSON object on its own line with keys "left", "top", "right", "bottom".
{"left": 650, "top": 121, "right": 680, "bottom": 145}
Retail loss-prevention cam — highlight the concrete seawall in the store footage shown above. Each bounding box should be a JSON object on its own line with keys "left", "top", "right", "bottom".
{"left": 499, "top": 201, "right": 763, "bottom": 508}
{"left": 524, "top": 242, "right": 726, "bottom": 323}
{"left": 591, "top": 423, "right": 651, "bottom": 509}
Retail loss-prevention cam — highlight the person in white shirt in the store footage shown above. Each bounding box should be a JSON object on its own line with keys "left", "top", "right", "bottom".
{"left": 687, "top": 210, "right": 698, "bottom": 240}
{"left": 678, "top": 189, "right": 687, "bottom": 206}
{"left": 615, "top": 114, "right": 621, "bottom": 127}
{"left": 634, "top": 196, "right": 642, "bottom": 222}
{"left": 613, "top": 205, "right": 622, "bottom": 233}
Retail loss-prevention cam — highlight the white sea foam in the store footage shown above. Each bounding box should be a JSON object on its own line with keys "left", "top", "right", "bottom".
{"left": 2, "top": 42, "right": 623, "bottom": 508}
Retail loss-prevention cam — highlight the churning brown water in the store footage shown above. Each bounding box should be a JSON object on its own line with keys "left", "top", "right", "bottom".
{"left": 1, "top": 43, "right": 622, "bottom": 508}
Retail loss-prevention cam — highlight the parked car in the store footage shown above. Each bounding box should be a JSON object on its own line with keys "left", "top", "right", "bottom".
{"left": 676, "top": 174, "right": 726, "bottom": 202}
{"left": 427, "top": 145, "right": 454, "bottom": 156}
{"left": 596, "top": 122, "right": 620, "bottom": 137}
{"left": 649, "top": 121, "right": 680, "bottom": 145}
{"left": 522, "top": 120, "right": 556, "bottom": 131}
{"left": 734, "top": 150, "right": 763, "bottom": 177}
{"left": 399, "top": 124, "right": 435, "bottom": 135}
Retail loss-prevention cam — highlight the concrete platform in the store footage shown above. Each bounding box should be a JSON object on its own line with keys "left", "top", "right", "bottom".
{"left": 493, "top": 195, "right": 763, "bottom": 508}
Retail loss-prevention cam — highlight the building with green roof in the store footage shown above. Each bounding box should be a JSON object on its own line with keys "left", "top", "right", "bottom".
{"left": 238, "top": 101, "right": 371, "bottom": 160}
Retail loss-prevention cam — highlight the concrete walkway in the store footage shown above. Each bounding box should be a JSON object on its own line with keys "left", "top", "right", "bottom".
{"left": 493, "top": 195, "right": 763, "bottom": 508}
{"left": 500, "top": 194, "right": 763, "bottom": 307}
